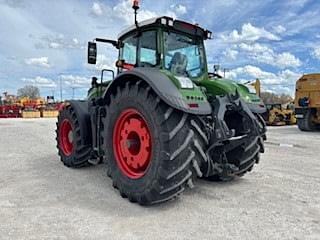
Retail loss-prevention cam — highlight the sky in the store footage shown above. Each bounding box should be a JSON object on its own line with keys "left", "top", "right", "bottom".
{"left": 0, "top": 0, "right": 319, "bottom": 100}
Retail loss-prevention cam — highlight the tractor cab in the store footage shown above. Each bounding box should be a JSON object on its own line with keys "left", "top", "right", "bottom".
{"left": 88, "top": 16, "right": 211, "bottom": 81}
{"left": 116, "top": 17, "right": 211, "bottom": 79}
{"left": 87, "top": 15, "right": 213, "bottom": 109}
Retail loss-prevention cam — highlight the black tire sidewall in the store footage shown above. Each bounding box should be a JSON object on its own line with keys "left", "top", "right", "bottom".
{"left": 105, "top": 93, "right": 165, "bottom": 194}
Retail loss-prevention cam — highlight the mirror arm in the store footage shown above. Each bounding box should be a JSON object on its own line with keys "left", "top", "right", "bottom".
{"left": 95, "top": 38, "right": 120, "bottom": 49}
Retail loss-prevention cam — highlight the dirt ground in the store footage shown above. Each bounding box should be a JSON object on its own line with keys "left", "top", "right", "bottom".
{"left": 0, "top": 118, "right": 319, "bottom": 240}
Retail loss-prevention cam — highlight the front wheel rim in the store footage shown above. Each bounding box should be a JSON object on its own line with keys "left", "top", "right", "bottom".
{"left": 59, "top": 119, "right": 74, "bottom": 156}
{"left": 113, "top": 109, "right": 152, "bottom": 179}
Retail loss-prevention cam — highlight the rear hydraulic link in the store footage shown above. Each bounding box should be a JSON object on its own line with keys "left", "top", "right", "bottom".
{"left": 204, "top": 91, "right": 265, "bottom": 178}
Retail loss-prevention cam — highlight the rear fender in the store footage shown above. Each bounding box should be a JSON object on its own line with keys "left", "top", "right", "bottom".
{"left": 63, "top": 100, "right": 92, "bottom": 146}
{"left": 102, "top": 68, "right": 212, "bottom": 115}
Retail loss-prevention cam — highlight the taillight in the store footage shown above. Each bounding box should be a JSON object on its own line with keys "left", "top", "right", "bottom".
{"left": 188, "top": 103, "right": 199, "bottom": 108}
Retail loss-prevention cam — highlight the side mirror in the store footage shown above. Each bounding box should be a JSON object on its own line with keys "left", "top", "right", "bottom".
{"left": 88, "top": 42, "right": 97, "bottom": 64}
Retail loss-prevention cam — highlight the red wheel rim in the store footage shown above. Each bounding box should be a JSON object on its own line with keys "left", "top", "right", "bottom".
{"left": 113, "top": 109, "right": 152, "bottom": 179}
{"left": 59, "top": 119, "right": 74, "bottom": 156}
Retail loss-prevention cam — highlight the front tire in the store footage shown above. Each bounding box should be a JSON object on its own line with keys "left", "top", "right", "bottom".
{"left": 56, "top": 105, "right": 91, "bottom": 168}
{"left": 103, "top": 81, "right": 205, "bottom": 205}
{"left": 297, "top": 109, "right": 317, "bottom": 131}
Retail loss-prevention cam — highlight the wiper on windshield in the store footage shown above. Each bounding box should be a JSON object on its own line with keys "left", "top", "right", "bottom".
{"left": 176, "top": 37, "right": 194, "bottom": 44}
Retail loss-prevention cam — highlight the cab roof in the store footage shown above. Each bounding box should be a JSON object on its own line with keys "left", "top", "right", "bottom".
{"left": 117, "top": 16, "right": 212, "bottom": 40}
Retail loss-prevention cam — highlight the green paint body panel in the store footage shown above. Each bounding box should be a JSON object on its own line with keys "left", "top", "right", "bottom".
{"left": 86, "top": 72, "right": 261, "bottom": 107}
{"left": 161, "top": 70, "right": 208, "bottom": 104}
{"left": 87, "top": 87, "right": 106, "bottom": 99}
{"left": 199, "top": 78, "right": 262, "bottom": 104}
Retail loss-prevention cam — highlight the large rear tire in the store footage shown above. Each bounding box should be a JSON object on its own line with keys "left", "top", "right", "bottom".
{"left": 297, "top": 109, "right": 317, "bottom": 131}
{"left": 103, "top": 81, "right": 206, "bottom": 205}
{"left": 56, "top": 105, "right": 91, "bottom": 168}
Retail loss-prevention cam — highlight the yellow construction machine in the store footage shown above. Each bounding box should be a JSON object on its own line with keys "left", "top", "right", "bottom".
{"left": 248, "top": 79, "right": 296, "bottom": 126}
{"left": 295, "top": 73, "right": 320, "bottom": 131}
{"left": 263, "top": 103, "right": 286, "bottom": 126}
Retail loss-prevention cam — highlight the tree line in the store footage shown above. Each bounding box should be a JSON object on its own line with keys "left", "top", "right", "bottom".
{"left": 260, "top": 92, "right": 294, "bottom": 104}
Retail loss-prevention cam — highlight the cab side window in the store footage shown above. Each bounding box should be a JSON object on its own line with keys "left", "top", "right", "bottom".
{"left": 139, "top": 31, "right": 157, "bottom": 66}
{"left": 122, "top": 35, "right": 137, "bottom": 65}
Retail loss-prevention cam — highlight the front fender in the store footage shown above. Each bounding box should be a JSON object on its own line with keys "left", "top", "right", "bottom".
{"left": 63, "top": 100, "right": 92, "bottom": 146}
{"left": 103, "top": 68, "right": 212, "bottom": 115}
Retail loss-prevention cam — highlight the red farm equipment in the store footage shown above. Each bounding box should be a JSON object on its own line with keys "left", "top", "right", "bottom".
{"left": 0, "top": 105, "right": 21, "bottom": 118}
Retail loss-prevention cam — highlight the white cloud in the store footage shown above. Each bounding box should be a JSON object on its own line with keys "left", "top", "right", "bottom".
{"left": 95, "top": 54, "right": 115, "bottom": 70}
{"left": 223, "top": 48, "right": 238, "bottom": 60}
{"left": 311, "top": 47, "right": 320, "bottom": 60}
{"left": 25, "top": 57, "right": 51, "bottom": 68}
{"left": 45, "top": 36, "right": 83, "bottom": 50}
{"left": 222, "top": 23, "right": 280, "bottom": 43}
{"left": 231, "top": 65, "right": 276, "bottom": 82}
{"left": 113, "top": 0, "right": 176, "bottom": 25}
{"left": 229, "top": 65, "right": 301, "bottom": 95}
{"left": 238, "top": 43, "right": 301, "bottom": 68}
{"left": 72, "top": 38, "right": 79, "bottom": 45}
{"left": 85, "top": 54, "right": 116, "bottom": 74}
{"left": 170, "top": 4, "right": 187, "bottom": 15}
{"left": 91, "top": 2, "right": 103, "bottom": 16}
{"left": 239, "top": 42, "right": 270, "bottom": 53}
{"left": 22, "top": 76, "right": 56, "bottom": 88}
{"left": 49, "top": 42, "right": 61, "bottom": 49}
{"left": 276, "top": 52, "right": 301, "bottom": 68}
{"left": 273, "top": 25, "right": 286, "bottom": 34}
{"left": 61, "top": 75, "right": 91, "bottom": 88}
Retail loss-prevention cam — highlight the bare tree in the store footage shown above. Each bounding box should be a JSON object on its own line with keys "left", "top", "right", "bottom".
{"left": 260, "top": 92, "right": 293, "bottom": 104}
{"left": 17, "top": 85, "right": 40, "bottom": 99}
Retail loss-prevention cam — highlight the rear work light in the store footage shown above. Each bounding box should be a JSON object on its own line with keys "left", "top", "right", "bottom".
{"left": 206, "top": 30, "right": 213, "bottom": 39}
{"left": 160, "top": 17, "right": 174, "bottom": 27}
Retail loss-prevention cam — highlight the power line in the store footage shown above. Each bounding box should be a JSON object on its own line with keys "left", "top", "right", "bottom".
{"left": 263, "top": 83, "right": 295, "bottom": 86}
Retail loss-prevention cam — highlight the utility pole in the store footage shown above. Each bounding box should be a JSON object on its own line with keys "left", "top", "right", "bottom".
{"left": 71, "top": 78, "right": 76, "bottom": 99}
{"left": 59, "top": 72, "right": 69, "bottom": 102}
{"left": 222, "top": 68, "right": 230, "bottom": 78}
{"left": 60, "top": 76, "right": 62, "bottom": 102}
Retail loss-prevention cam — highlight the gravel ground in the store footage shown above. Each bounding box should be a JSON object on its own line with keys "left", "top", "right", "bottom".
{"left": 0, "top": 118, "right": 319, "bottom": 240}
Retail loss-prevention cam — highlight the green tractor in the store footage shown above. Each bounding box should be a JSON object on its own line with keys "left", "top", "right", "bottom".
{"left": 56, "top": 3, "right": 266, "bottom": 205}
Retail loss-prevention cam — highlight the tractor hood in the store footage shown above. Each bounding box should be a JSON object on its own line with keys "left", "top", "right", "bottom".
{"left": 200, "top": 77, "right": 266, "bottom": 114}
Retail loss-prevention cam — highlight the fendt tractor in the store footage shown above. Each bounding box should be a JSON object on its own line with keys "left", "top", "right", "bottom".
{"left": 295, "top": 73, "right": 320, "bottom": 131}
{"left": 56, "top": 1, "right": 266, "bottom": 205}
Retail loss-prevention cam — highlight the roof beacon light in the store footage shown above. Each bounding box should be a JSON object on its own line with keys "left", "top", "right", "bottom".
{"left": 132, "top": 0, "right": 140, "bottom": 27}
{"left": 132, "top": 0, "right": 140, "bottom": 10}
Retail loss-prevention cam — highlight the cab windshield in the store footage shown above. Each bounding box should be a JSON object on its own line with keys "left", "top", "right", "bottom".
{"left": 164, "top": 31, "right": 205, "bottom": 78}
